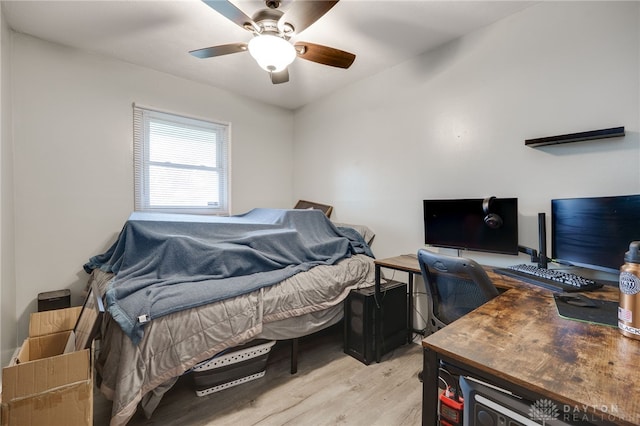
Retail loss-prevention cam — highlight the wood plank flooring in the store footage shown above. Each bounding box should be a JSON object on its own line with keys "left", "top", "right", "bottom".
{"left": 93, "top": 324, "right": 424, "bottom": 425}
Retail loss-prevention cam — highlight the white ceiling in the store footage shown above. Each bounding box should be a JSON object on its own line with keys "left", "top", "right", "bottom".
{"left": 2, "top": 0, "right": 536, "bottom": 110}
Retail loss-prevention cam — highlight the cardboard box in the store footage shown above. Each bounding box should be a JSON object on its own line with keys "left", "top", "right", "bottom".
{"left": 1, "top": 307, "right": 93, "bottom": 426}
{"left": 28, "top": 306, "right": 82, "bottom": 338}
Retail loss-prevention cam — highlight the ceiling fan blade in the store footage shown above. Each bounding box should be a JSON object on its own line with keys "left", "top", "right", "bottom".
{"left": 271, "top": 68, "right": 290, "bottom": 84}
{"left": 279, "top": 1, "right": 339, "bottom": 35}
{"left": 202, "top": 0, "right": 259, "bottom": 32}
{"left": 190, "top": 42, "right": 248, "bottom": 59}
{"left": 295, "top": 42, "right": 355, "bottom": 69}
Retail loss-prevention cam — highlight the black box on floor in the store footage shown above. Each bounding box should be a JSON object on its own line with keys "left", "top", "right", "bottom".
{"left": 37, "top": 289, "right": 71, "bottom": 312}
{"left": 343, "top": 280, "right": 408, "bottom": 365}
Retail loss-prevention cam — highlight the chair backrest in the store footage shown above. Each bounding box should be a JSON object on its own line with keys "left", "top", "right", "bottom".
{"left": 417, "top": 248, "right": 500, "bottom": 334}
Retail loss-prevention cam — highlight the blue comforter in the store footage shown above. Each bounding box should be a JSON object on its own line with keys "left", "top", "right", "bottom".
{"left": 84, "top": 208, "right": 373, "bottom": 343}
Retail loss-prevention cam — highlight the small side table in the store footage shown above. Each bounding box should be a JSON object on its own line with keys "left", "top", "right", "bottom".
{"left": 373, "top": 254, "right": 422, "bottom": 362}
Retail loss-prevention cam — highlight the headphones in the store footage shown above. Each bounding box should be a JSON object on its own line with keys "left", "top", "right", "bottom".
{"left": 482, "top": 196, "right": 503, "bottom": 229}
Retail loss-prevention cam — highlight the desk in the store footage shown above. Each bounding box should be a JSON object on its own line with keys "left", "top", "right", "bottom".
{"left": 374, "top": 255, "right": 422, "bottom": 362}
{"left": 422, "top": 271, "right": 640, "bottom": 425}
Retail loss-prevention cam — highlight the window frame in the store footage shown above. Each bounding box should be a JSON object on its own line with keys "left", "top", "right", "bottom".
{"left": 133, "top": 105, "right": 230, "bottom": 215}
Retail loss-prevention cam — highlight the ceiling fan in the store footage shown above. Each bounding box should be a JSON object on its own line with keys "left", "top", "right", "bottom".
{"left": 190, "top": 0, "right": 356, "bottom": 84}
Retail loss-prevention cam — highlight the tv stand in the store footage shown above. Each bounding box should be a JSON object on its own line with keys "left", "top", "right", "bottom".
{"left": 518, "top": 245, "right": 538, "bottom": 261}
{"left": 518, "top": 212, "right": 549, "bottom": 268}
{"left": 517, "top": 245, "right": 549, "bottom": 269}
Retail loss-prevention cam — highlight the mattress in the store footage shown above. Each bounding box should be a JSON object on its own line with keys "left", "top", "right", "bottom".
{"left": 92, "top": 252, "right": 375, "bottom": 426}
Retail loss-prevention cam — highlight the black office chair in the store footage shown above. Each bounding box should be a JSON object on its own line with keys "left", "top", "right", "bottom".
{"left": 417, "top": 248, "right": 500, "bottom": 334}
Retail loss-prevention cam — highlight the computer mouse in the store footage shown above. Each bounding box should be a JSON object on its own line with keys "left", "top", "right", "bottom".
{"left": 555, "top": 293, "right": 598, "bottom": 308}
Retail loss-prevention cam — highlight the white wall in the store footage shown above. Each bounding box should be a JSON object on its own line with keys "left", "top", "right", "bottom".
{"left": 3, "top": 0, "right": 640, "bottom": 353}
{"left": 0, "top": 3, "right": 16, "bottom": 368}
{"left": 9, "top": 34, "right": 294, "bottom": 342}
{"left": 293, "top": 1, "right": 640, "bottom": 266}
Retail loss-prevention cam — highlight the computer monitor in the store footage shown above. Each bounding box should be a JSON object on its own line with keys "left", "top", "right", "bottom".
{"left": 423, "top": 198, "right": 519, "bottom": 255}
{"left": 551, "top": 194, "right": 640, "bottom": 274}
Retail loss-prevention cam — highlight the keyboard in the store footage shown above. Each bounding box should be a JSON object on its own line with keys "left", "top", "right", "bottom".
{"left": 493, "top": 264, "right": 603, "bottom": 292}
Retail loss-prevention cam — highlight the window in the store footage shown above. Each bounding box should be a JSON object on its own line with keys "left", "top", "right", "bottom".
{"left": 133, "top": 106, "right": 230, "bottom": 215}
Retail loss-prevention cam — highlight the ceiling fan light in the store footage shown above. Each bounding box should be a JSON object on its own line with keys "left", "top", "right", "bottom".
{"left": 248, "top": 34, "right": 296, "bottom": 73}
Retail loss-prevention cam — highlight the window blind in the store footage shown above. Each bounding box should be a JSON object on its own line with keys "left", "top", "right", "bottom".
{"left": 133, "top": 106, "right": 230, "bottom": 215}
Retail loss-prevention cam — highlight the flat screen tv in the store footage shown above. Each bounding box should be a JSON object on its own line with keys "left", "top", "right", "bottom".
{"left": 551, "top": 194, "right": 640, "bottom": 274}
{"left": 423, "top": 198, "right": 519, "bottom": 255}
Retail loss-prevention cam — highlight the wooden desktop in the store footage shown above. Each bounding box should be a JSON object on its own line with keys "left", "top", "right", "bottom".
{"left": 422, "top": 270, "right": 640, "bottom": 425}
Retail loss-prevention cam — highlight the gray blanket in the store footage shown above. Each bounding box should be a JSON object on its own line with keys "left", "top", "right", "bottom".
{"left": 84, "top": 208, "right": 373, "bottom": 343}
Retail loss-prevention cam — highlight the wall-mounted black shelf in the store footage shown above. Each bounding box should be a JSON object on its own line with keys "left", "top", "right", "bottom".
{"left": 525, "top": 126, "right": 625, "bottom": 147}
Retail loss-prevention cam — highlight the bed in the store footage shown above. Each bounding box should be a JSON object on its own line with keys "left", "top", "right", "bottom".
{"left": 84, "top": 208, "right": 376, "bottom": 426}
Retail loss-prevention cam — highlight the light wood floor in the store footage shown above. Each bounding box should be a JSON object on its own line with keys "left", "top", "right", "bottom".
{"left": 93, "top": 324, "right": 424, "bottom": 426}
